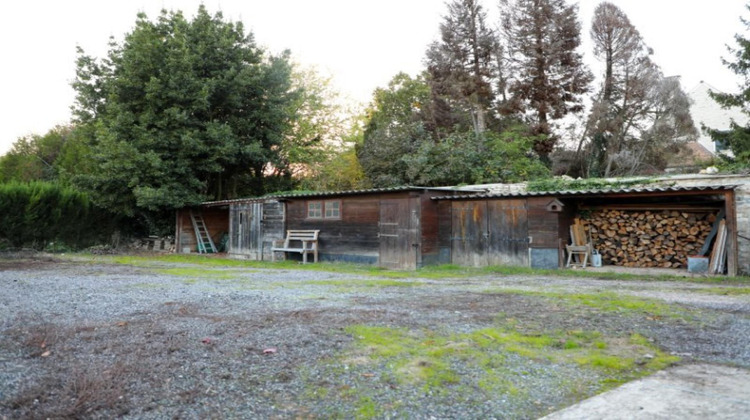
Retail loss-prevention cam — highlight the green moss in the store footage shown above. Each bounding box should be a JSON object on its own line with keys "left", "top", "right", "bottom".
{"left": 483, "top": 289, "right": 692, "bottom": 320}
{"left": 355, "top": 396, "right": 378, "bottom": 419}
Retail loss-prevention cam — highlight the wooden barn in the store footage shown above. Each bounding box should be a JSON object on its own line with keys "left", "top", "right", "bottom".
{"left": 433, "top": 183, "right": 740, "bottom": 275}
{"left": 277, "top": 187, "right": 473, "bottom": 269}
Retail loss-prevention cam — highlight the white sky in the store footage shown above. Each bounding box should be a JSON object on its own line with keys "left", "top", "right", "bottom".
{"left": 0, "top": 0, "right": 747, "bottom": 154}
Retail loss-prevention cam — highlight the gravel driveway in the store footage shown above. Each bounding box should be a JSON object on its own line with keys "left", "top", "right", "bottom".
{"left": 1, "top": 254, "right": 748, "bottom": 419}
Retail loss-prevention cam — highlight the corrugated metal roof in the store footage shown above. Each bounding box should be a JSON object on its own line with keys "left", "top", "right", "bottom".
{"left": 199, "top": 197, "right": 279, "bottom": 207}
{"left": 265, "top": 185, "right": 479, "bottom": 199}
{"left": 198, "top": 185, "right": 482, "bottom": 206}
{"left": 431, "top": 184, "right": 737, "bottom": 200}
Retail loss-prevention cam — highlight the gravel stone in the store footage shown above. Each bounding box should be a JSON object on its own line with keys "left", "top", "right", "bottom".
{"left": 1, "top": 255, "right": 748, "bottom": 419}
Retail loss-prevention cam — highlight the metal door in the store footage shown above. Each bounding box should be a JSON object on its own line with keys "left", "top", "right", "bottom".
{"left": 379, "top": 198, "right": 419, "bottom": 269}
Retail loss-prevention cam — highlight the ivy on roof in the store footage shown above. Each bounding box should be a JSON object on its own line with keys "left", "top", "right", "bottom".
{"left": 527, "top": 177, "right": 657, "bottom": 192}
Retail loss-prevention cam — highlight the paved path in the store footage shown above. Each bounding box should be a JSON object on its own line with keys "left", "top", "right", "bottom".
{"left": 542, "top": 364, "right": 750, "bottom": 419}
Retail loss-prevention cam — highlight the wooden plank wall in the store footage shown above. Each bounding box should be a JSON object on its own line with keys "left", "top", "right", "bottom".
{"left": 527, "top": 197, "right": 559, "bottom": 249}
{"left": 261, "top": 201, "right": 285, "bottom": 259}
{"left": 419, "top": 192, "right": 443, "bottom": 266}
{"left": 176, "top": 207, "right": 229, "bottom": 253}
{"left": 436, "top": 201, "right": 453, "bottom": 264}
{"left": 285, "top": 195, "right": 384, "bottom": 263}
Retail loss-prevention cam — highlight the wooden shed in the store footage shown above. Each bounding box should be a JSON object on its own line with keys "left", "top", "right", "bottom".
{"left": 432, "top": 184, "right": 739, "bottom": 275}
{"left": 277, "top": 187, "right": 473, "bottom": 269}
{"left": 175, "top": 198, "right": 285, "bottom": 260}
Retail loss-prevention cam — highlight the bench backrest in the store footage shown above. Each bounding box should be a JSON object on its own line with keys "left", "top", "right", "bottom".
{"left": 282, "top": 230, "right": 319, "bottom": 250}
{"left": 285, "top": 230, "right": 319, "bottom": 241}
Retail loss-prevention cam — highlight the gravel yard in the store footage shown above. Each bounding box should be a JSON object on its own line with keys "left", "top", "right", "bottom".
{"left": 1, "top": 254, "right": 749, "bottom": 419}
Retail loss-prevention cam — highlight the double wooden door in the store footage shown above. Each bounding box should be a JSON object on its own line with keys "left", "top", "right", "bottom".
{"left": 451, "top": 199, "right": 529, "bottom": 267}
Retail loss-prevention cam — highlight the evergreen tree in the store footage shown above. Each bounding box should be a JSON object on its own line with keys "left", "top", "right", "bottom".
{"left": 425, "top": 0, "right": 499, "bottom": 137}
{"left": 499, "top": 0, "right": 592, "bottom": 160}
{"left": 707, "top": 4, "right": 750, "bottom": 164}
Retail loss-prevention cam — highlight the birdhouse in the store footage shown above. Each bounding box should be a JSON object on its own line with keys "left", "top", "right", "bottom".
{"left": 546, "top": 199, "right": 564, "bottom": 213}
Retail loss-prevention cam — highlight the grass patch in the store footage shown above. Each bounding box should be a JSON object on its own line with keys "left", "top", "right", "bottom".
{"left": 68, "top": 253, "right": 750, "bottom": 285}
{"left": 483, "top": 288, "right": 692, "bottom": 320}
{"left": 305, "top": 322, "right": 678, "bottom": 418}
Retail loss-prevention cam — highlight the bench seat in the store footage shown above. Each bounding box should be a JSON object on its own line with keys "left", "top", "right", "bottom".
{"left": 271, "top": 230, "right": 320, "bottom": 264}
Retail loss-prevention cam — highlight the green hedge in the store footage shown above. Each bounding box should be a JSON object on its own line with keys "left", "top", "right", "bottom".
{"left": 0, "top": 181, "right": 116, "bottom": 250}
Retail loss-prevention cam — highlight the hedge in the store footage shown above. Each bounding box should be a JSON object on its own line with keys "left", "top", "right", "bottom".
{"left": 0, "top": 181, "right": 116, "bottom": 250}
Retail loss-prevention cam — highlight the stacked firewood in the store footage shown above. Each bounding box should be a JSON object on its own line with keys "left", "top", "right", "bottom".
{"left": 582, "top": 209, "right": 716, "bottom": 268}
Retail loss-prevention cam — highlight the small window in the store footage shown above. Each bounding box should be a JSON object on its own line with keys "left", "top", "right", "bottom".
{"left": 307, "top": 202, "right": 322, "bottom": 218}
{"left": 325, "top": 201, "right": 341, "bottom": 219}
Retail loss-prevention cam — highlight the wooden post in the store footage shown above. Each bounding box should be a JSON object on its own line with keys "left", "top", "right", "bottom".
{"left": 724, "top": 190, "right": 738, "bottom": 276}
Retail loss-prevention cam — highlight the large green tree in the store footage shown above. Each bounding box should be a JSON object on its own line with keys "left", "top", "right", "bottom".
{"left": 72, "top": 6, "right": 298, "bottom": 222}
{"left": 357, "top": 72, "right": 433, "bottom": 187}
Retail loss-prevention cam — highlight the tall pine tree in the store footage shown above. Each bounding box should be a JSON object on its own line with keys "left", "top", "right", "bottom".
{"left": 425, "top": 0, "right": 499, "bottom": 138}
{"left": 499, "top": 0, "right": 592, "bottom": 161}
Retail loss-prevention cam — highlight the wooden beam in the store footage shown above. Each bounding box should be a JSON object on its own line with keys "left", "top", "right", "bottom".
{"left": 724, "top": 190, "right": 738, "bottom": 276}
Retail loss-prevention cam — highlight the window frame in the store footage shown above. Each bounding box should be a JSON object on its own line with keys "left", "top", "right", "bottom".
{"left": 307, "top": 201, "right": 323, "bottom": 219}
{"left": 306, "top": 200, "right": 341, "bottom": 220}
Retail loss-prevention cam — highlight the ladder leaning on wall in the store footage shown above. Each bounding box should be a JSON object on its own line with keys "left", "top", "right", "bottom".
{"left": 189, "top": 210, "right": 217, "bottom": 254}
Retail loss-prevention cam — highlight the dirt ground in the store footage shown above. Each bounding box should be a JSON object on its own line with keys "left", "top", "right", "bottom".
{"left": 1, "top": 255, "right": 748, "bottom": 419}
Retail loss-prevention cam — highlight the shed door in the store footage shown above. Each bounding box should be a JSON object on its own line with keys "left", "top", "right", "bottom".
{"left": 230, "top": 203, "right": 263, "bottom": 258}
{"left": 451, "top": 201, "right": 488, "bottom": 267}
{"left": 487, "top": 199, "right": 529, "bottom": 266}
{"left": 379, "top": 198, "right": 419, "bottom": 269}
{"left": 451, "top": 200, "right": 529, "bottom": 267}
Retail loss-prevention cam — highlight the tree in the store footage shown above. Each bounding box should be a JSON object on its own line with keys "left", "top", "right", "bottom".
{"left": 357, "top": 72, "right": 433, "bottom": 187}
{"left": 707, "top": 4, "right": 750, "bottom": 164}
{"left": 425, "top": 0, "right": 499, "bottom": 137}
{"left": 71, "top": 6, "right": 298, "bottom": 224}
{"left": 586, "top": 2, "right": 696, "bottom": 176}
{"left": 0, "top": 125, "right": 74, "bottom": 183}
{"left": 499, "top": 0, "right": 593, "bottom": 160}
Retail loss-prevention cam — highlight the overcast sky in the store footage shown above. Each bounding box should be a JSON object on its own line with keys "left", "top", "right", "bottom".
{"left": 0, "top": 0, "right": 747, "bottom": 154}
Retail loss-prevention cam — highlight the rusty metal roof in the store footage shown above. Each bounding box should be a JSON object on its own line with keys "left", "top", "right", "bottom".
{"left": 431, "top": 184, "right": 737, "bottom": 200}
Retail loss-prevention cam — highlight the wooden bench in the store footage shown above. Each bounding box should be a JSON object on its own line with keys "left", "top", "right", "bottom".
{"left": 271, "top": 230, "right": 320, "bottom": 264}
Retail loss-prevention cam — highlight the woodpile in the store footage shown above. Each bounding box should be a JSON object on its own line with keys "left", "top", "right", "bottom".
{"left": 582, "top": 209, "right": 716, "bottom": 269}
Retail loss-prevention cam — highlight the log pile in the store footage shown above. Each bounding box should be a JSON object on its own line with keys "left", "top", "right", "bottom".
{"left": 582, "top": 209, "right": 716, "bottom": 268}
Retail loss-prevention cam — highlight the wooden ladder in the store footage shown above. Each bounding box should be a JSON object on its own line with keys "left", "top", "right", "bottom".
{"left": 189, "top": 210, "right": 217, "bottom": 254}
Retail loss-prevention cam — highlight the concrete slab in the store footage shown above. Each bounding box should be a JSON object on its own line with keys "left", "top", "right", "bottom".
{"left": 541, "top": 364, "right": 750, "bottom": 420}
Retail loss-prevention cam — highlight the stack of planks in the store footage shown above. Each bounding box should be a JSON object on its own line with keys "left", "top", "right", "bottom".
{"left": 583, "top": 209, "right": 715, "bottom": 269}
{"left": 709, "top": 219, "right": 728, "bottom": 274}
